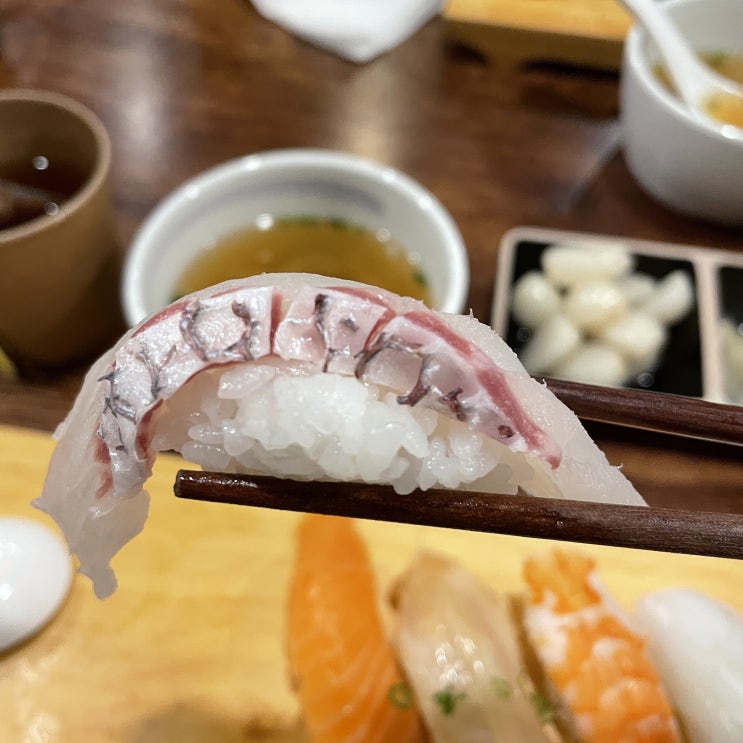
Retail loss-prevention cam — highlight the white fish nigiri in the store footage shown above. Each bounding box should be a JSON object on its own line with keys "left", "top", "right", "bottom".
{"left": 634, "top": 588, "right": 743, "bottom": 743}
{"left": 34, "top": 274, "right": 643, "bottom": 598}
{"left": 390, "top": 552, "right": 562, "bottom": 742}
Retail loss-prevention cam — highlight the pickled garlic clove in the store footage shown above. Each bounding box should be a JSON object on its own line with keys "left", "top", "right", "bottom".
{"left": 641, "top": 270, "right": 694, "bottom": 325}
{"left": 520, "top": 314, "right": 581, "bottom": 375}
{"left": 541, "top": 242, "right": 633, "bottom": 289}
{"left": 616, "top": 271, "right": 656, "bottom": 307}
{"left": 599, "top": 310, "right": 667, "bottom": 366}
{"left": 563, "top": 281, "right": 628, "bottom": 333}
{"left": 511, "top": 270, "right": 561, "bottom": 329}
{"left": 554, "top": 342, "right": 629, "bottom": 387}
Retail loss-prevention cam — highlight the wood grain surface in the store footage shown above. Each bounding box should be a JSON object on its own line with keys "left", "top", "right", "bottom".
{"left": 541, "top": 377, "right": 743, "bottom": 446}
{"left": 444, "top": 0, "right": 633, "bottom": 70}
{"left": 446, "top": 0, "right": 632, "bottom": 38}
{"left": 2, "top": 423, "right": 743, "bottom": 743}
{"left": 0, "top": 2, "right": 740, "bottom": 507}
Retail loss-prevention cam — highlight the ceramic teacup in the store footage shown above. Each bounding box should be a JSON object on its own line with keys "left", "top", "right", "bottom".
{"left": 0, "top": 89, "right": 123, "bottom": 373}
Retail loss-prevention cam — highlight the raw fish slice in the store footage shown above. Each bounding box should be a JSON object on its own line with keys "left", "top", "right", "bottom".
{"left": 34, "top": 273, "right": 644, "bottom": 598}
{"left": 522, "top": 549, "right": 680, "bottom": 743}
{"left": 287, "top": 514, "right": 425, "bottom": 743}
{"left": 634, "top": 588, "right": 743, "bottom": 743}
{"left": 391, "top": 551, "right": 562, "bottom": 742}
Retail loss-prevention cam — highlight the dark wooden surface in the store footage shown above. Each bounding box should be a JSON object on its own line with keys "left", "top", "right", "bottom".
{"left": 542, "top": 377, "right": 743, "bottom": 446}
{"left": 0, "top": 0, "right": 741, "bottom": 510}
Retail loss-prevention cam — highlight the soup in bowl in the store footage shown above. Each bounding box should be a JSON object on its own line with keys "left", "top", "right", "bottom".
{"left": 620, "top": 0, "right": 743, "bottom": 225}
{"left": 122, "top": 149, "right": 469, "bottom": 326}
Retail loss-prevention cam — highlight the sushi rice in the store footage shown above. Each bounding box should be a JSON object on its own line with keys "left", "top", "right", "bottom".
{"left": 154, "top": 362, "right": 532, "bottom": 496}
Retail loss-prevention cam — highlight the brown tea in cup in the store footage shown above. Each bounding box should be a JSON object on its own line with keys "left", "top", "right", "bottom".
{"left": 0, "top": 154, "right": 89, "bottom": 231}
{"left": 0, "top": 90, "right": 125, "bottom": 374}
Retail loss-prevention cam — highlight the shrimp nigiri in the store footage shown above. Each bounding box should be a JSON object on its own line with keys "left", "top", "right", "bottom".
{"left": 34, "top": 274, "right": 644, "bottom": 597}
{"left": 287, "top": 514, "right": 425, "bottom": 743}
{"left": 634, "top": 588, "right": 743, "bottom": 743}
{"left": 391, "top": 551, "right": 563, "bottom": 742}
{"left": 522, "top": 549, "right": 680, "bottom": 743}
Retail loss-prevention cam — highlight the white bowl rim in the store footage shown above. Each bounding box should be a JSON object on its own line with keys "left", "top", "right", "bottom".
{"left": 625, "top": 0, "right": 743, "bottom": 145}
{"left": 122, "top": 147, "right": 469, "bottom": 324}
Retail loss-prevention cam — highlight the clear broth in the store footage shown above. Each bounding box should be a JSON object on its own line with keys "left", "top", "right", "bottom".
{"left": 655, "top": 51, "right": 743, "bottom": 128}
{"left": 174, "top": 216, "right": 432, "bottom": 305}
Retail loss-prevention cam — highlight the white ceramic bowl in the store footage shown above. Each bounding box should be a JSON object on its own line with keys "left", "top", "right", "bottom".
{"left": 122, "top": 149, "right": 469, "bottom": 325}
{"left": 620, "top": 0, "right": 743, "bottom": 225}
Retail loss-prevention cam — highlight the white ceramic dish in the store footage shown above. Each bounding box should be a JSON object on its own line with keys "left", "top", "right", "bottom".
{"left": 0, "top": 517, "right": 72, "bottom": 652}
{"left": 492, "top": 226, "right": 743, "bottom": 404}
{"left": 122, "top": 149, "right": 469, "bottom": 325}
{"left": 620, "top": 0, "right": 743, "bottom": 225}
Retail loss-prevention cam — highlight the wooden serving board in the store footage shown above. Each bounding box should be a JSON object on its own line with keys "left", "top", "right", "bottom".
{"left": 444, "top": 0, "right": 633, "bottom": 70}
{"left": 1, "top": 423, "right": 742, "bottom": 742}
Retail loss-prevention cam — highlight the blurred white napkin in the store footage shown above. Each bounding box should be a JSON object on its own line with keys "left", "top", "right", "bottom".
{"left": 251, "top": 0, "right": 445, "bottom": 63}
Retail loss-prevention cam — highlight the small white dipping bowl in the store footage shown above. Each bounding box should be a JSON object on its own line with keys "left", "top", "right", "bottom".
{"left": 620, "top": 0, "right": 743, "bottom": 225}
{"left": 122, "top": 149, "right": 469, "bottom": 326}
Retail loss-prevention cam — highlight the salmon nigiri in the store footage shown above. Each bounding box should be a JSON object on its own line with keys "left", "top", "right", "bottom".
{"left": 286, "top": 514, "right": 426, "bottom": 743}
{"left": 522, "top": 549, "right": 681, "bottom": 743}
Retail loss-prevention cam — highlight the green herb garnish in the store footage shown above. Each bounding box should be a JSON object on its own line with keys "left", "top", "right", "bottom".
{"left": 707, "top": 50, "right": 729, "bottom": 70}
{"left": 491, "top": 675, "right": 513, "bottom": 699}
{"left": 276, "top": 215, "right": 319, "bottom": 226}
{"left": 528, "top": 690, "right": 556, "bottom": 725}
{"left": 328, "top": 216, "right": 351, "bottom": 230}
{"left": 412, "top": 269, "right": 428, "bottom": 287}
{"left": 387, "top": 681, "right": 414, "bottom": 709}
{"left": 516, "top": 669, "right": 555, "bottom": 725}
{"left": 433, "top": 687, "right": 467, "bottom": 716}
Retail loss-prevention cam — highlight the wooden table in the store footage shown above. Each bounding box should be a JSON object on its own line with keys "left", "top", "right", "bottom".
{"left": 1, "top": 0, "right": 741, "bottom": 509}
{"left": 1, "top": 3, "right": 743, "bottom": 741}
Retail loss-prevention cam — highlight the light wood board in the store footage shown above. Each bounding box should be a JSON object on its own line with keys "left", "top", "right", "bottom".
{"left": 1, "top": 423, "right": 742, "bottom": 742}
{"left": 444, "top": 0, "right": 633, "bottom": 70}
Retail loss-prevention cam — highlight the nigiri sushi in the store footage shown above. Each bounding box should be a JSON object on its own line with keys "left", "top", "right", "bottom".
{"left": 522, "top": 549, "right": 680, "bottom": 743}
{"left": 287, "top": 514, "right": 425, "bottom": 743}
{"left": 634, "top": 588, "right": 743, "bottom": 743}
{"left": 391, "top": 551, "right": 563, "bottom": 742}
{"left": 34, "top": 273, "right": 644, "bottom": 598}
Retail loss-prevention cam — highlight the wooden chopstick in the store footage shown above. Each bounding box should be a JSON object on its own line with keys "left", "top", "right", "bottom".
{"left": 175, "top": 470, "right": 743, "bottom": 560}
{"left": 541, "top": 377, "right": 743, "bottom": 446}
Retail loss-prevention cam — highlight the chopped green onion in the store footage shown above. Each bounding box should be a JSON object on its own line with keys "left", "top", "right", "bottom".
{"left": 707, "top": 50, "right": 728, "bottom": 69}
{"left": 387, "top": 681, "right": 414, "bottom": 709}
{"left": 433, "top": 687, "right": 467, "bottom": 716}
{"left": 528, "top": 690, "right": 556, "bottom": 725}
{"left": 412, "top": 269, "right": 428, "bottom": 287}
{"left": 516, "top": 669, "right": 555, "bottom": 724}
{"left": 328, "top": 216, "right": 350, "bottom": 230}
{"left": 276, "top": 215, "right": 318, "bottom": 226}
{"left": 491, "top": 675, "right": 513, "bottom": 699}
